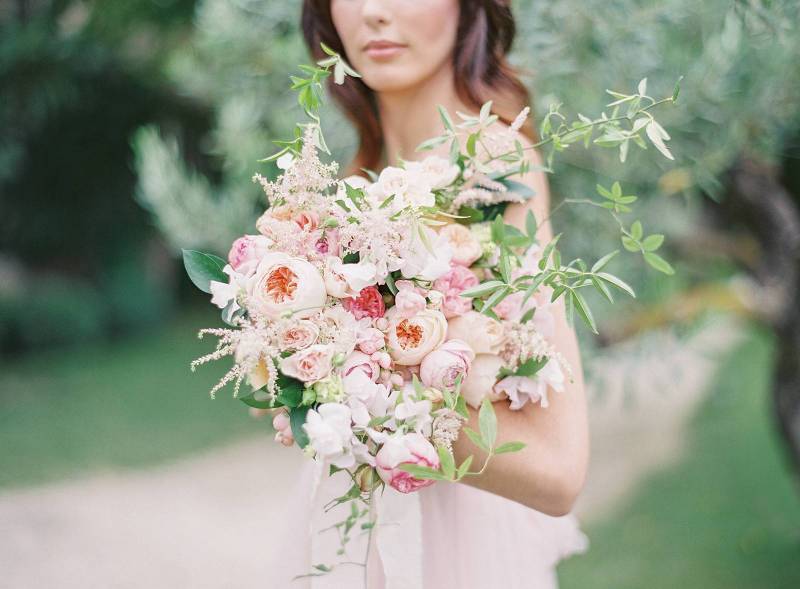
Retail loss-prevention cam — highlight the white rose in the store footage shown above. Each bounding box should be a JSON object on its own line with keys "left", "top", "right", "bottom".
{"left": 405, "top": 155, "right": 460, "bottom": 190}
{"left": 446, "top": 311, "right": 506, "bottom": 355}
{"left": 459, "top": 354, "right": 508, "bottom": 409}
{"left": 248, "top": 253, "right": 327, "bottom": 319}
{"left": 372, "top": 166, "right": 435, "bottom": 209}
{"left": 384, "top": 306, "right": 448, "bottom": 365}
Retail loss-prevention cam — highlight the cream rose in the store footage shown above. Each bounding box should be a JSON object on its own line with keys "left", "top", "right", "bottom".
{"left": 323, "top": 256, "right": 378, "bottom": 299}
{"left": 438, "top": 223, "right": 483, "bottom": 267}
{"left": 446, "top": 311, "right": 506, "bottom": 355}
{"left": 384, "top": 306, "right": 448, "bottom": 366}
{"left": 405, "top": 155, "right": 460, "bottom": 190}
{"left": 459, "top": 354, "right": 508, "bottom": 409}
{"left": 248, "top": 252, "right": 327, "bottom": 319}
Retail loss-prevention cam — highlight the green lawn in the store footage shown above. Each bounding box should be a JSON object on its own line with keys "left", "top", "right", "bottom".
{"left": 0, "top": 308, "right": 265, "bottom": 488}
{"left": 559, "top": 325, "right": 800, "bottom": 589}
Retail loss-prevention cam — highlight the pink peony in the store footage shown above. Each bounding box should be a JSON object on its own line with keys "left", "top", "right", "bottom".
{"left": 279, "top": 344, "right": 335, "bottom": 383}
{"left": 420, "top": 339, "right": 475, "bottom": 391}
{"left": 342, "top": 285, "right": 386, "bottom": 320}
{"left": 375, "top": 433, "right": 440, "bottom": 493}
{"left": 393, "top": 280, "right": 427, "bottom": 319}
{"left": 433, "top": 265, "right": 479, "bottom": 318}
{"left": 341, "top": 351, "right": 380, "bottom": 382}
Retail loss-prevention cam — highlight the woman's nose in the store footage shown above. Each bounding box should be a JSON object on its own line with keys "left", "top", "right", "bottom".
{"left": 361, "top": 0, "right": 392, "bottom": 27}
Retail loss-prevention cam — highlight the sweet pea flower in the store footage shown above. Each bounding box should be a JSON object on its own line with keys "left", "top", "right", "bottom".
{"left": 394, "top": 394, "right": 433, "bottom": 435}
{"left": 248, "top": 253, "right": 327, "bottom": 320}
{"left": 303, "top": 403, "right": 357, "bottom": 468}
{"left": 432, "top": 265, "right": 479, "bottom": 318}
{"left": 494, "top": 358, "right": 565, "bottom": 410}
{"left": 399, "top": 224, "right": 453, "bottom": 282}
{"left": 420, "top": 339, "right": 475, "bottom": 391}
{"left": 375, "top": 432, "right": 440, "bottom": 493}
{"left": 209, "top": 265, "right": 247, "bottom": 322}
{"left": 323, "top": 256, "right": 378, "bottom": 299}
{"left": 279, "top": 344, "right": 335, "bottom": 383}
{"left": 438, "top": 223, "right": 483, "bottom": 267}
{"left": 355, "top": 326, "right": 386, "bottom": 355}
{"left": 384, "top": 306, "right": 448, "bottom": 366}
{"left": 393, "top": 280, "right": 427, "bottom": 319}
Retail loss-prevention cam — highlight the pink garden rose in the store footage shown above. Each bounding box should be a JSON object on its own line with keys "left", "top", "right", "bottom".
{"left": 433, "top": 265, "right": 479, "bottom": 318}
{"left": 375, "top": 432, "right": 440, "bottom": 493}
{"left": 342, "top": 285, "right": 386, "bottom": 320}
{"left": 279, "top": 344, "right": 335, "bottom": 383}
{"left": 393, "top": 280, "right": 427, "bottom": 319}
{"left": 227, "top": 235, "right": 272, "bottom": 275}
{"left": 420, "top": 339, "right": 475, "bottom": 391}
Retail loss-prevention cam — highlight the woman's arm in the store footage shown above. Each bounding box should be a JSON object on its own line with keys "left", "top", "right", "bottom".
{"left": 452, "top": 146, "right": 590, "bottom": 516}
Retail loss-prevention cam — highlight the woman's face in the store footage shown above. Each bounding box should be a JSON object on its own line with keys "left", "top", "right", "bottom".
{"left": 330, "top": 0, "right": 460, "bottom": 93}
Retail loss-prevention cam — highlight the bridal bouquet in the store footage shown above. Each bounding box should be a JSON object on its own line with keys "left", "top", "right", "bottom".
{"left": 183, "top": 45, "right": 678, "bottom": 573}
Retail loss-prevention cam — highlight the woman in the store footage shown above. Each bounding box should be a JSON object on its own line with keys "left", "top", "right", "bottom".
{"left": 273, "top": 1, "right": 590, "bottom": 586}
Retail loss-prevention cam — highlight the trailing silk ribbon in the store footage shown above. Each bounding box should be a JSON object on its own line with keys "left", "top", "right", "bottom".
{"left": 309, "top": 461, "right": 423, "bottom": 589}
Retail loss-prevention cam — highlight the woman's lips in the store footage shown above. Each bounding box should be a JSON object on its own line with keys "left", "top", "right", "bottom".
{"left": 364, "top": 42, "right": 406, "bottom": 60}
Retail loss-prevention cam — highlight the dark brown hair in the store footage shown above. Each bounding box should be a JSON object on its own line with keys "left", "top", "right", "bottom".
{"left": 301, "top": 0, "right": 535, "bottom": 175}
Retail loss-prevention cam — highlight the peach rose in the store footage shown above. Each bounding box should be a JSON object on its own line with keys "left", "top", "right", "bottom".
{"left": 248, "top": 253, "right": 327, "bottom": 319}
{"left": 420, "top": 339, "right": 475, "bottom": 391}
{"left": 384, "top": 306, "right": 448, "bottom": 366}
{"left": 277, "top": 320, "right": 319, "bottom": 351}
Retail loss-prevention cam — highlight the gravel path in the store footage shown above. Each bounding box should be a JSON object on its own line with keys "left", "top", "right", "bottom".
{"left": 0, "top": 317, "right": 744, "bottom": 588}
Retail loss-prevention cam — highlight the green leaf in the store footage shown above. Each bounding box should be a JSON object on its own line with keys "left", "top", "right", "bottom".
{"left": 621, "top": 235, "right": 640, "bottom": 252}
{"left": 385, "top": 271, "right": 398, "bottom": 295}
{"left": 239, "top": 389, "right": 277, "bottom": 409}
{"left": 672, "top": 75, "right": 684, "bottom": 103}
{"left": 538, "top": 233, "right": 562, "bottom": 270}
{"left": 290, "top": 406, "right": 311, "bottom": 449}
{"left": 591, "top": 276, "right": 614, "bottom": 303}
{"left": 398, "top": 464, "right": 449, "bottom": 481}
{"left": 571, "top": 290, "right": 598, "bottom": 334}
{"left": 438, "top": 446, "right": 456, "bottom": 480}
{"left": 479, "top": 398, "right": 497, "bottom": 450}
{"left": 499, "top": 179, "right": 536, "bottom": 200}
{"left": 455, "top": 395, "right": 469, "bottom": 419}
{"left": 438, "top": 105, "right": 455, "bottom": 132}
{"left": 591, "top": 250, "right": 619, "bottom": 273}
{"left": 276, "top": 373, "right": 305, "bottom": 407}
{"left": 182, "top": 250, "right": 227, "bottom": 294}
{"left": 466, "top": 133, "right": 477, "bottom": 157}
{"left": 456, "top": 455, "right": 474, "bottom": 479}
{"left": 464, "top": 427, "right": 489, "bottom": 452}
{"left": 643, "top": 251, "right": 675, "bottom": 275}
{"left": 481, "top": 285, "right": 510, "bottom": 313}
{"left": 525, "top": 210, "right": 538, "bottom": 239}
{"left": 494, "top": 441, "right": 526, "bottom": 454}
{"left": 630, "top": 220, "right": 643, "bottom": 240}
{"left": 596, "top": 272, "right": 636, "bottom": 298}
{"left": 459, "top": 280, "right": 506, "bottom": 298}
{"left": 514, "top": 355, "right": 547, "bottom": 377}
{"left": 642, "top": 234, "right": 665, "bottom": 252}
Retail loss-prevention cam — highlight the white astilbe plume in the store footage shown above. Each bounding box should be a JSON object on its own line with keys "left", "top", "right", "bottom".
{"left": 252, "top": 125, "right": 339, "bottom": 210}
{"left": 432, "top": 409, "right": 466, "bottom": 453}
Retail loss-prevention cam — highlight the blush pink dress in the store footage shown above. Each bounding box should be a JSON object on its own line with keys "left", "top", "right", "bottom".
{"left": 271, "top": 460, "right": 588, "bottom": 588}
